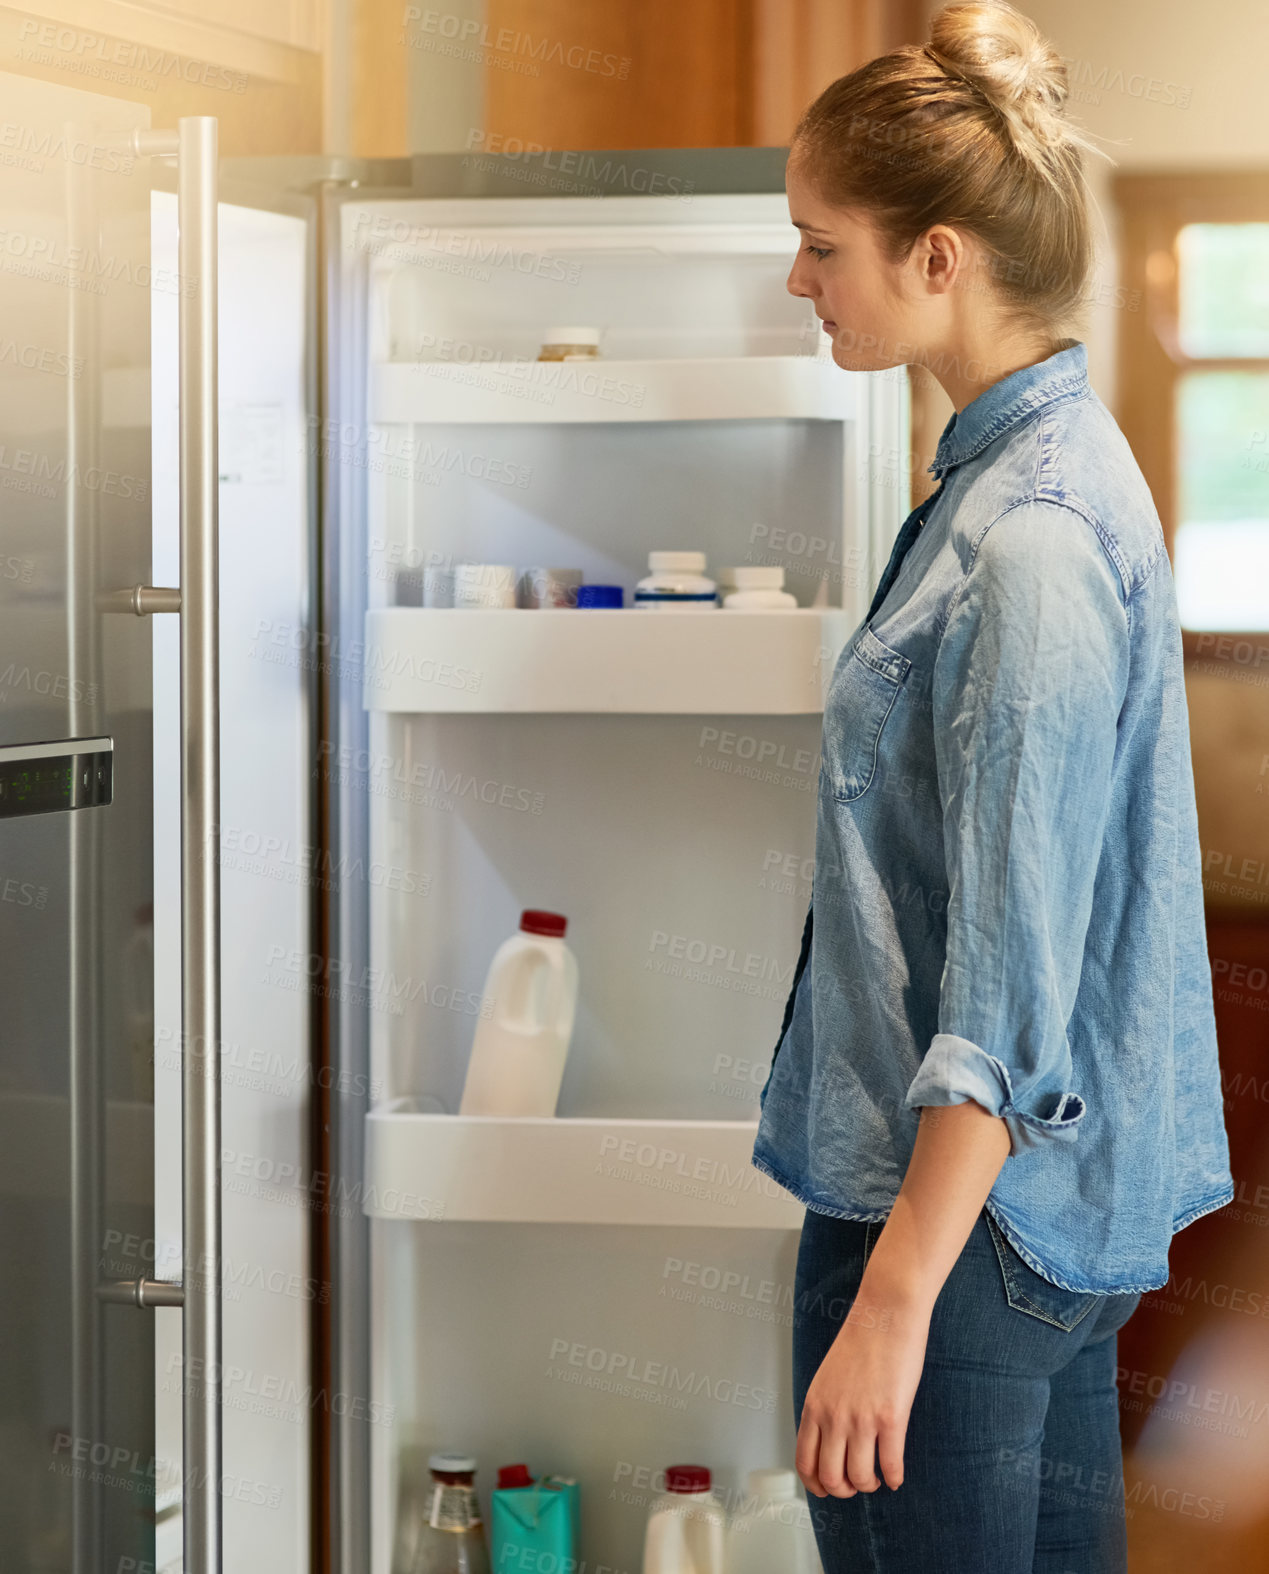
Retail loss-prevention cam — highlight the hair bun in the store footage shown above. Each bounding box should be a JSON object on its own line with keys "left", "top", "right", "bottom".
{"left": 928, "top": 1, "right": 1069, "bottom": 161}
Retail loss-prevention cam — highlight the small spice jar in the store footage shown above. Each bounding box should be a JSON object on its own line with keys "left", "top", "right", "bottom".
{"left": 537, "top": 326, "right": 602, "bottom": 361}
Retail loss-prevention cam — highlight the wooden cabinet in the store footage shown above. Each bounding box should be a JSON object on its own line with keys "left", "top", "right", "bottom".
{"left": 366, "top": 0, "right": 925, "bottom": 155}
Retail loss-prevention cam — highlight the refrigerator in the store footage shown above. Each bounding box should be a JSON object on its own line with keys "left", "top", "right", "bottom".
{"left": 0, "top": 78, "right": 908, "bottom": 1574}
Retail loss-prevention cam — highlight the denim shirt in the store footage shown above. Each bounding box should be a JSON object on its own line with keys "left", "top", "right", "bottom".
{"left": 752, "top": 340, "right": 1234, "bottom": 1295}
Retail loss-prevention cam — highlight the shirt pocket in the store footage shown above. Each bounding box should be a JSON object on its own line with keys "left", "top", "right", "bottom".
{"left": 822, "top": 624, "right": 912, "bottom": 803}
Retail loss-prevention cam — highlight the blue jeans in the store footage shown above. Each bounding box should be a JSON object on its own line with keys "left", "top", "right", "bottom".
{"left": 792, "top": 1207, "right": 1142, "bottom": 1573}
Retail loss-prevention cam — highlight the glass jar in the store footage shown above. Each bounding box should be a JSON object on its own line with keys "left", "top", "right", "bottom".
{"left": 453, "top": 563, "right": 517, "bottom": 609}
{"left": 411, "top": 1452, "right": 491, "bottom": 1574}
{"left": 537, "top": 327, "right": 602, "bottom": 361}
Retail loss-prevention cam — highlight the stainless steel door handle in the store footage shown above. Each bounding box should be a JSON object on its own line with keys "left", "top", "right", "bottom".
{"left": 177, "top": 113, "right": 222, "bottom": 1574}
{"left": 95, "top": 585, "right": 182, "bottom": 615}
{"left": 96, "top": 1279, "right": 186, "bottom": 1308}
{"left": 122, "top": 115, "right": 223, "bottom": 1574}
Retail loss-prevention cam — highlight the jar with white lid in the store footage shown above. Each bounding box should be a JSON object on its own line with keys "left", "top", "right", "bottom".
{"left": 538, "top": 327, "right": 602, "bottom": 361}
{"left": 454, "top": 562, "right": 517, "bottom": 608}
{"left": 721, "top": 565, "right": 797, "bottom": 610}
{"left": 634, "top": 551, "right": 718, "bottom": 610}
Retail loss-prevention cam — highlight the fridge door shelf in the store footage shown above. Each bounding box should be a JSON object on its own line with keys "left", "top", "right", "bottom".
{"left": 363, "top": 605, "right": 850, "bottom": 713}
{"left": 363, "top": 1102, "right": 803, "bottom": 1228}
{"left": 369, "top": 354, "right": 854, "bottom": 424}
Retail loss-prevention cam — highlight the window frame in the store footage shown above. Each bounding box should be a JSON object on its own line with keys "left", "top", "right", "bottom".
{"left": 1114, "top": 171, "right": 1269, "bottom": 657}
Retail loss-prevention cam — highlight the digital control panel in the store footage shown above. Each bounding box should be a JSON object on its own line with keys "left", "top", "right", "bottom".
{"left": 0, "top": 737, "right": 113, "bottom": 819}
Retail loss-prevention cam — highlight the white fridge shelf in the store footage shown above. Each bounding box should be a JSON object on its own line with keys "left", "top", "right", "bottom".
{"left": 369, "top": 354, "right": 854, "bottom": 424}
{"left": 364, "top": 606, "right": 849, "bottom": 714}
{"left": 363, "top": 1103, "right": 803, "bottom": 1228}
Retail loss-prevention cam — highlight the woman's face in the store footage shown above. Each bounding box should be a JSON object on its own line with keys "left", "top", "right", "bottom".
{"left": 785, "top": 155, "right": 920, "bottom": 374}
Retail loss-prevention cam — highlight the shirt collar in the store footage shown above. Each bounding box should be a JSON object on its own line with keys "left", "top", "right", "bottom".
{"left": 928, "top": 340, "right": 1088, "bottom": 479}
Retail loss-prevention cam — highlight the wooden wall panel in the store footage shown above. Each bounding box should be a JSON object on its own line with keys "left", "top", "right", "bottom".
{"left": 351, "top": 0, "right": 410, "bottom": 157}
{"left": 481, "top": 0, "right": 926, "bottom": 152}
{"left": 484, "top": 0, "right": 750, "bottom": 150}
{"left": 750, "top": 0, "right": 926, "bottom": 145}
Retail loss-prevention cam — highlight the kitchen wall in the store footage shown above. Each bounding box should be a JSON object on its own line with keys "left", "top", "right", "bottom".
{"left": 0, "top": 0, "right": 324, "bottom": 152}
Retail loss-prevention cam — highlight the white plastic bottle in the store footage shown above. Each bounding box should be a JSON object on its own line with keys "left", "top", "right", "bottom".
{"left": 720, "top": 566, "right": 797, "bottom": 610}
{"left": 724, "top": 1468, "right": 823, "bottom": 1574}
{"left": 634, "top": 551, "right": 718, "bottom": 609}
{"left": 642, "top": 1465, "right": 726, "bottom": 1574}
{"left": 458, "top": 910, "right": 579, "bottom": 1117}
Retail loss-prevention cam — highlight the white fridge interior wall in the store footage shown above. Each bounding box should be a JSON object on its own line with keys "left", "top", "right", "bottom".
{"left": 373, "top": 710, "right": 824, "bottom": 1120}
{"left": 371, "top": 421, "right": 845, "bottom": 607}
{"left": 348, "top": 189, "right": 902, "bottom": 1572}
{"left": 151, "top": 189, "right": 311, "bottom": 1573}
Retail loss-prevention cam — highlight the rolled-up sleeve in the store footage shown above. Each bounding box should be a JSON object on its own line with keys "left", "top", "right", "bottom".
{"left": 903, "top": 498, "right": 1130, "bottom": 1157}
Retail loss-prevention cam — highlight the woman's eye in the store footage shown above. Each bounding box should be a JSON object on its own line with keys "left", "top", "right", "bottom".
{"left": 805, "top": 244, "right": 831, "bottom": 260}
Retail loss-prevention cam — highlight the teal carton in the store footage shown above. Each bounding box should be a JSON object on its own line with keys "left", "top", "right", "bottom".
{"left": 491, "top": 1470, "right": 579, "bottom": 1571}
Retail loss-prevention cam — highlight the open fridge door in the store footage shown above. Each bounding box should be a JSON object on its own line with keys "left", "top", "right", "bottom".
{"left": 149, "top": 165, "right": 318, "bottom": 1573}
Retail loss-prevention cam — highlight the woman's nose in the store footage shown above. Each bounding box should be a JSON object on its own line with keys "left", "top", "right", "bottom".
{"left": 787, "top": 256, "right": 812, "bottom": 299}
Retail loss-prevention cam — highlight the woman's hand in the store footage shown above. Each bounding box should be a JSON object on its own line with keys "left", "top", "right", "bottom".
{"left": 795, "top": 1105, "right": 1011, "bottom": 1498}
{"left": 795, "top": 1278, "right": 933, "bottom": 1497}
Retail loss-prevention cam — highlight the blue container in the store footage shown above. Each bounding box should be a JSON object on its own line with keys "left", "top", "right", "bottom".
{"left": 491, "top": 1475, "right": 579, "bottom": 1570}
{"left": 576, "top": 585, "right": 623, "bottom": 608}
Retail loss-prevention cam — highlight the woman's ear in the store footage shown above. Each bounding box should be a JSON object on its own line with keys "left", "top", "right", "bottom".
{"left": 918, "top": 224, "right": 967, "bottom": 296}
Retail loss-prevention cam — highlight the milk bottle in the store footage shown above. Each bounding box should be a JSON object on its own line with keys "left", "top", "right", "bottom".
{"left": 724, "top": 1467, "right": 823, "bottom": 1573}
{"left": 458, "top": 910, "right": 578, "bottom": 1117}
{"left": 642, "top": 1465, "right": 726, "bottom": 1574}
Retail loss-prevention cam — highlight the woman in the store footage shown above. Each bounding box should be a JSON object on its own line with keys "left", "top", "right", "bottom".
{"left": 750, "top": 4, "right": 1235, "bottom": 1571}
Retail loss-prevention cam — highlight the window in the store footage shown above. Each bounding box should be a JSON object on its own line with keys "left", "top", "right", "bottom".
{"left": 1115, "top": 176, "right": 1269, "bottom": 645}
{"left": 1177, "top": 223, "right": 1269, "bottom": 357}
{"left": 1174, "top": 224, "right": 1269, "bottom": 630}
{"left": 1174, "top": 367, "right": 1269, "bottom": 629}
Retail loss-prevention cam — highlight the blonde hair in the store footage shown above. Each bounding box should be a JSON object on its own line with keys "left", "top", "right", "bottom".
{"left": 790, "top": 1, "right": 1111, "bottom": 340}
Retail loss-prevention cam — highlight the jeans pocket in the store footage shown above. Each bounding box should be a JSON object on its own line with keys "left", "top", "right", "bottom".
{"left": 984, "top": 1211, "right": 1104, "bottom": 1332}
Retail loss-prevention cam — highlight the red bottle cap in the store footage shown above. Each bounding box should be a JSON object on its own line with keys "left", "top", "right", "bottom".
{"left": 497, "top": 1463, "right": 533, "bottom": 1489}
{"left": 666, "top": 1465, "right": 711, "bottom": 1493}
{"left": 520, "top": 909, "right": 567, "bottom": 938}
